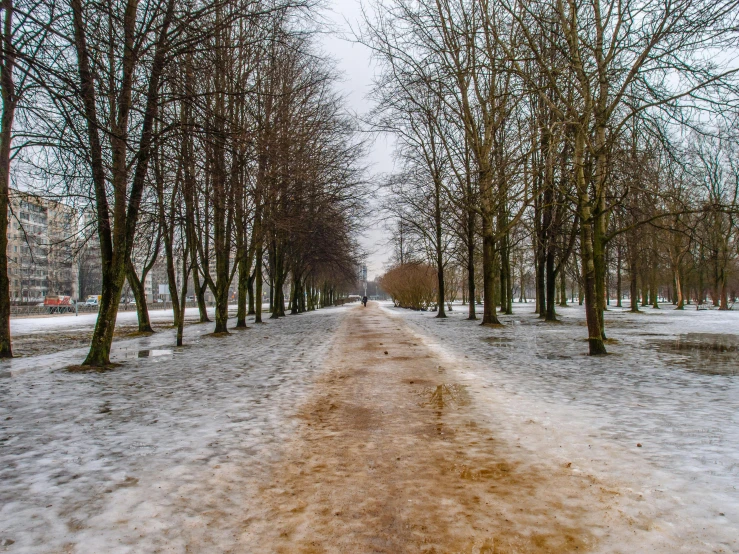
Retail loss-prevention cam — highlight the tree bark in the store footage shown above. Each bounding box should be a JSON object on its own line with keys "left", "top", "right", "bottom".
{"left": 575, "top": 127, "right": 606, "bottom": 355}
{"left": 0, "top": 0, "right": 16, "bottom": 358}
{"left": 629, "top": 257, "right": 639, "bottom": 313}
{"left": 434, "top": 173, "right": 446, "bottom": 318}
{"left": 545, "top": 241, "right": 557, "bottom": 321}
{"left": 674, "top": 267, "right": 684, "bottom": 310}
{"left": 127, "top": 261, "right": 153, "bottom": 333}
{"left": 616, "top": 246, "right": 622, "bottom": 307}
{"left": 558, "top": 268, "right": 568, "bottom": 307}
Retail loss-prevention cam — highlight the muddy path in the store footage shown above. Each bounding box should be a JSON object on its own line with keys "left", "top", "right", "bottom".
{"left": 242, "top": 303, "right": 628, "bottom": 553}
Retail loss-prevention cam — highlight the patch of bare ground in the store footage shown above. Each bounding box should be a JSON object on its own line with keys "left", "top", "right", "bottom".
{"left": 240, "top": 303, "right": 626, "bottom": 553}
{"left": 65, "top": 362, "right": 123, "bottom": 373}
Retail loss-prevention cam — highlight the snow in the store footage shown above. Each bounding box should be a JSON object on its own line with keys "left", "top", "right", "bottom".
{"left": 1, "top": 300, "right": 738, "bottom": 551}
{"left": 8, "top": 305, "right": 243, "bottom": 336}
{"left": 3, "top": 308, "right": 219, "bottom": 376}
{"left": 0, "top": 306, "right": 349, "bottom": 552}
{"left": 383, "top": 301, "right": 739, "bottom": 552}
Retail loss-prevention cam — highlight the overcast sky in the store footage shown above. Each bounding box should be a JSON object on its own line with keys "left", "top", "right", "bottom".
{"left": 319, "top": 0, "right": 395, "bottom": 281}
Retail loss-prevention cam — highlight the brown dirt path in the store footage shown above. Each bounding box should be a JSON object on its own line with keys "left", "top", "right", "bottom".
{"left": 241, "top": 303, "right": 624, "bottom": 553}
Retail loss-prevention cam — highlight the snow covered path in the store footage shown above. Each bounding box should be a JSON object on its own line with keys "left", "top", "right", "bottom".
{"left": 1, "top": 301, "right": 737, "bottom": 552}
{"left": 0, "top": 307, "right": 347, "bottom": 552}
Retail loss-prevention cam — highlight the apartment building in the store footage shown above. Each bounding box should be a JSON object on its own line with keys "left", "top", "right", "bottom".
{"left": 7, "top": 190, "right": 78, "bottom": 302}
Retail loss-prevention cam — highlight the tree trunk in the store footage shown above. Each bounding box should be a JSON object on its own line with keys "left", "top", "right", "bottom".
{"left": 719, "top": 271, "right": 729, "bottom": 310}
{"left": 535, "top": 239, "right": 546, "bottom": 316}
{"left": 559, "top": 269, "right": 567, "bottom": 307}
{"left": 84, "top": 261, "right": 127, "bottom": 366}
{"left": 545, "top": 244, "right": 557, "bottom": 321}
{"left": 575, "top": 128, "right": 606, "bottom": 355}
{"left": 499, "top": 229, "right": 512, "bottom": 315}
{"left": 235, "top": 254, "right": 249, "bottom": 328}
{"left": 127, "top": 262, "right": 153, "bottom": 333}
{"left": 651, "top": 267, "right": 659, "bottom": 309}
{"left": 255, "top": 244, "right": 264, "bottom": 323}
{"left": 616, "top": 247, "right": 622, "bottom": 307}
{"left": 434, "top": 173, "right": 446, "bottom": 318}
{"left": 0, "top": 1, "right": 15, "bottom": 358}
{"left": 481, "top": 214, "right": 501, "bottom": 326}
{"left": 642, "top": 276, "right": 649, "bottom": 307}
{"left": 674, "top": 267, "right": 684, "bottom": 310}
{"left": 194, "top": 274, "right": 210, "bottom": 322}
{"left": 466, "top": 209, "right": 476, "bottom": 320}
{"left": 247, "top": 272, "right": 255, "bottom": 315}
{"left": 270, "top": 247, "right": 286, "bottom": 318}
{"left": 592, "top": 210, "right": 608, "bottom": 339}
{"left": 275, "top": 278, "right": 285, "bottom": 317}
{"left": 629, "top": 258, "right": 640, "bottom": 313}
{"left": 213, "top": 281, "right": 229, "bottom": 334}
{"left": 269, "top": 274, "right": 274, "bottom": 313}
{"left": 290, "top": 274, "right": 300, "bottom": 315}
{"left": 176, "top": 253, "right": 190, "bottom": 347}
{"left": 582, "top": 219, "right": 606, "bottom": 354}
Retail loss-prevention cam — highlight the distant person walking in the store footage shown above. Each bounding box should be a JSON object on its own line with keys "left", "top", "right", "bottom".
{"left": 362, "top": 296, "right": 368, "bottom": 307}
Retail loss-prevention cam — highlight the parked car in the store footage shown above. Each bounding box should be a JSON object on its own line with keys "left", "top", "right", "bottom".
{"left": 85, "top": 295, "right": 101, "bottom": 306}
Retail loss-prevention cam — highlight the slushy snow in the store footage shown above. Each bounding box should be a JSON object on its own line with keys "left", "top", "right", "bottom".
{"left": 0, "top": 306, "right": 346, "bottom": 552}
{"left": 1, "top": 301, "right": 738, "bottom": 552}
{"left": 384, "top": 301, "right": 739, "bottom": 552}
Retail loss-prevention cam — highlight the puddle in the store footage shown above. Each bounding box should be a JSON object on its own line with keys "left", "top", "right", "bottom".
{"left": 671, "top": 333, "right": 739, "bottom": 352}
{"left": 422, "top": 383, "right": 470, "bottom": 409}
{"left": 127, "top": 349, "right": 173, "bottom": 359}
{"left": 482, "top": 337, "right": 513, "bottom": 346}
{"left": 650, "top": 334, "right": 739, "bottom": 375}
{"left": 537, "top": 352, "right": 572, "bottom": 360}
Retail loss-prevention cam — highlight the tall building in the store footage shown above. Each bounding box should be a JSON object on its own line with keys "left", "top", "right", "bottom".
{"left": 76, "top": 210, "right": 103, "bottom": 301}
{"left": 7, "top": 190, "right": 78, "bottom": 302}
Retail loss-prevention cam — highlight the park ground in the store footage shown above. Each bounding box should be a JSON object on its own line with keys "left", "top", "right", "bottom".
{"left": 0, "top": 301, "right": 737, "bottom": 553}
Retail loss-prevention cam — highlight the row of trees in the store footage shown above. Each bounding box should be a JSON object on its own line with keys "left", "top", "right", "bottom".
{"left": 364, "top": 0, "right": 739, "bottom": 354}
{"left": 1, "top": 0, "right": 366, "bottom": 364}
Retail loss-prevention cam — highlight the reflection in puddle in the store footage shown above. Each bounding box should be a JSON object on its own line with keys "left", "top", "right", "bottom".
{"left": 130, "top": 349, "right": 173, "bottom": 359}
{"left": 482, "top": 337, "right": 512, "bottom": 345}
{"left": 422, "top": 383, "right": 470, "bottom": 409}
{"left": 651, "top": 334, "right": 739, "bottom": 376}
{"left": 537, "top": 352, "right": 572, "bottom": 360}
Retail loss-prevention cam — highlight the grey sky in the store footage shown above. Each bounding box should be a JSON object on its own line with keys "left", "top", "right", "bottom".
{"left": 320, "top": 0, "right": 395, "bottom": 281}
